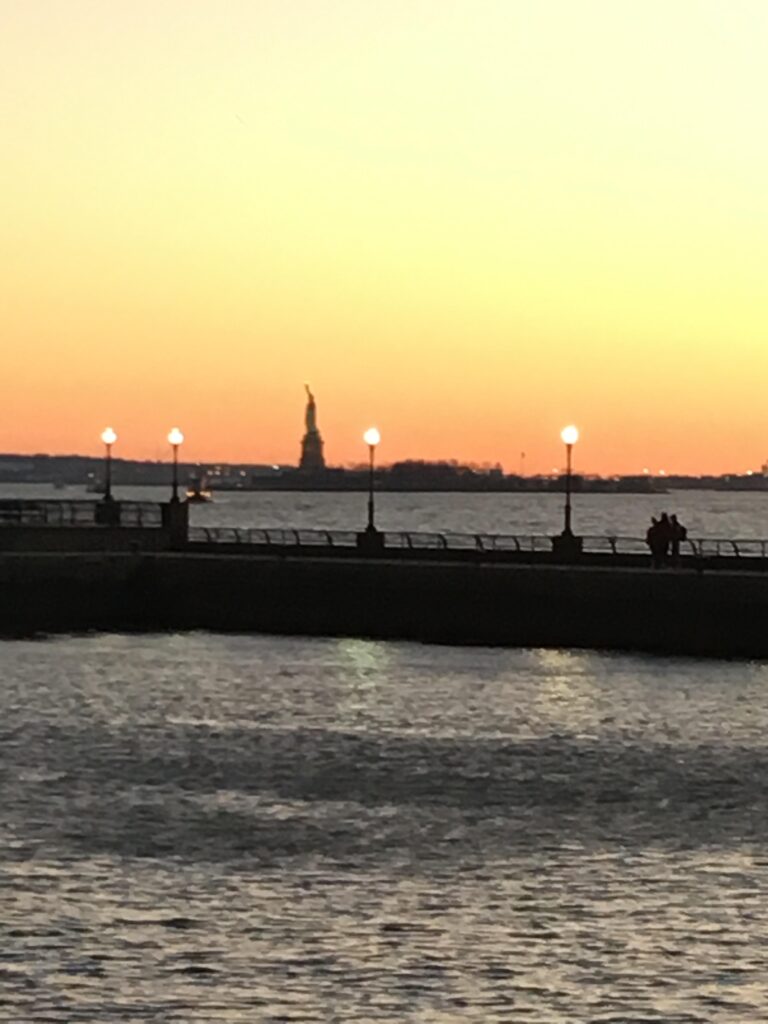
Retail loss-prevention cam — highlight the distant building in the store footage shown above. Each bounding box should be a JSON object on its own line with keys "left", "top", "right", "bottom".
{"left": 299, "top": 385, "right": 326, "bottom": 471}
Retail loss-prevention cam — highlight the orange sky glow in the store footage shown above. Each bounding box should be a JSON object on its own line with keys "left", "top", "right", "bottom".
{"left": 2, "top": 1, "right": 768, "bottom": 474}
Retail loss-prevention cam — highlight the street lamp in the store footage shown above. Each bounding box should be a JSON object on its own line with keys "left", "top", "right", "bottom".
{"left": 560, "top": 424, "right": 579, "bottom": 535}
{"left": 167, "top": 427, "right": 184, "bottom": 502}
{"left": 363, "top": 427, "right": 381, "bottom": 531}
{"left": 100, "top": 427, "right": 117, "bottom": 501}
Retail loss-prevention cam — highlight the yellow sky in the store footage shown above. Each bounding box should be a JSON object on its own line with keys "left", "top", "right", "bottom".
{"left": 2, "top": 0, "right": 767, "bottom": 473}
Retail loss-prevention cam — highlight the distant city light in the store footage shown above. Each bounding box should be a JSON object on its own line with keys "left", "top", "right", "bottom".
{"left": 167, "top": 427, "right": 184, "bottom": 447}
{"left": 560, "top": 425, "right": 579, "bottom": 446}
{"left": 364, "top": 427, "right": 381, "bottom": 447}
{"left": 101, "top": 427, "right": 117, "bottom": 446}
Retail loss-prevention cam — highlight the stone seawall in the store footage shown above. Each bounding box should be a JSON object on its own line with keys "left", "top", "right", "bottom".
{"left": 0, "top": 526, "right": 173, "bottom": 553}
{"left": 2, "top": 551, "right": 767, "bottom": 658}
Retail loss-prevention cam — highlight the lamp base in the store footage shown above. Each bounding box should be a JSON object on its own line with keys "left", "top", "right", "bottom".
{"left": 95, "top": 500, "right": 121, "bottom": 527}
{"left": 162, "top": 500, "right": 189, "bottom": 549}
{"left": 552, "top": 532, "right": 583, "bottom": 561}
{"left": 356, "top": 526, "right": 385, "bottom": 554}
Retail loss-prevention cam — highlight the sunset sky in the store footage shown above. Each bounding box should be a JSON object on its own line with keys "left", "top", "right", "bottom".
{"left": 3, "top": 0, "right": 768, "bottom": 473}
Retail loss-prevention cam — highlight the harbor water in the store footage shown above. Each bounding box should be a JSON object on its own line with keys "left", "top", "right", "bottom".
{"left": 3, "top": 482, "right": 768, "bottom": 539}
{"left": 2, "top": 489, "right": 768, "bottom": 1020}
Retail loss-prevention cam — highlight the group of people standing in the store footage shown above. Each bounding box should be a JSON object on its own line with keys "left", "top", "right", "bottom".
{"left": 646, "top": 513, "right": 687, "bottom": 568}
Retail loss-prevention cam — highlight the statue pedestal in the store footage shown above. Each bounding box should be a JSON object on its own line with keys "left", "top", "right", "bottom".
{"left": 356, "top": 527, "right": 385, "bottom": 555}
{"left": 299, "top": 429, "right": 325, "bottom": 472}
{"left": 552, "top": 532, "right": 583, "bottom": 561}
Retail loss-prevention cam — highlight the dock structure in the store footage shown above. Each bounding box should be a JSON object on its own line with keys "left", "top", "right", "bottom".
{"left": 1, "top": 497, "right": 768, "bottom": 658}
{"left": 0, "top": 498, "right": 188, "bottom": 552}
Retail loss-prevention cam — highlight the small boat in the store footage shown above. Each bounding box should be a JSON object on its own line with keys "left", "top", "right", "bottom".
{"left": 186, "top": 474, "right": 213, "bottom": 503}
{"left": 85, "top": 476, "right": 106, "bottom": 494}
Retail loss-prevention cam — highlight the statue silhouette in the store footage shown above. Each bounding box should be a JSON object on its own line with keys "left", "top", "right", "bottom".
{"left": 305, "top": 384, "right": 317, "bottom": 434}
{"left": 300, "top": 384, "right": 325, "bottom": 471}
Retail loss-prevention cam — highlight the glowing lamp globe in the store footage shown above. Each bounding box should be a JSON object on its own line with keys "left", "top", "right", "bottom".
{"left": 561, "top": 425, "right": 579, "bottom": 446}
{"left": 363, "top": 427, "right": 381, "bottom": 447}
{"left": 168, "top": 427, "right": 184, "bottom": 447}
{"left": 101, "top": 427, "right": 117, "bottom": 446}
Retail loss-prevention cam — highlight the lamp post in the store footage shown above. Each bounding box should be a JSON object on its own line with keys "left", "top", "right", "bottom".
{"left": 560, "top": 425, "right": 579, "bottom": 535}
{"left": 363, "top": 427, "right": 381, "bottom": 531}
{"left": 100, "top": 427, "right": 117, "bottom": 501}
{"left": 167, "top": 427, "right": 184, "bottom": 502}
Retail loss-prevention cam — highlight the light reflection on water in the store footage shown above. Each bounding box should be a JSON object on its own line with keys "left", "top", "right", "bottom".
{"left": 2, "top": 632, "right": 768, "bottom": 1021}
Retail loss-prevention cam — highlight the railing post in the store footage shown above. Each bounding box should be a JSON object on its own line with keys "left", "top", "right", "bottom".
{"left": 161, "top": 500, "right": 188, "bottom": 550}
{"left": 95, "top": 499, "right": 121, "bottom": 527}
{"left": 551, "top": 531, "right": 583, "bottom": 562}
{"left": 356, "top": 527, "right": 385, "bottom": 554}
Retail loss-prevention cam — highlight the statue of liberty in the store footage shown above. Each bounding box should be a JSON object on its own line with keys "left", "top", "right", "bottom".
{"left": 304, "top": 384, "right": 317, "bottom": 434}
{"left": 299, "top": 384, "right": 325, "bottom": 471}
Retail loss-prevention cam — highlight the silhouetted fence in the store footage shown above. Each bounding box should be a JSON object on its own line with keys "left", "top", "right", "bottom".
{"left": 0, "top": 500, "right": 163, "bottom": 528}
{"left": 187, "top": 526, "right": 768, "bottom": 561}
{"left": 3, "top": 500, "right": 768, "bottom": 563}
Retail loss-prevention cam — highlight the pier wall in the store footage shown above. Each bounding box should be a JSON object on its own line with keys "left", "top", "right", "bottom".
{"left": 0, "top": 527, "right": 173, "bottom": 553}
{"left": 1, "top": 551, "right": 767, "bottom": 657}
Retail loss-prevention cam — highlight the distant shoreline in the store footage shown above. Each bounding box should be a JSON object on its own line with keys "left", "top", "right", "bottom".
{"left": 208, "top": 482, "right": 668, "bottom": 495}
{"left": 1, "top": 452, "right": 766, "bottom": 492}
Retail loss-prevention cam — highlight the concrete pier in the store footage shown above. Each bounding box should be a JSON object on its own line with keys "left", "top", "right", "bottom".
{"left": 1, "top": 550, "right": 767, "bottom": 658}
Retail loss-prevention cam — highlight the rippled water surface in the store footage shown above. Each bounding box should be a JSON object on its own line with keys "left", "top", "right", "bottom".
{"left": 5, "top": 482, "right": 768, "bottom": 538}
{"left": 3, "top": 633, "right": 768, "bottom": 1021}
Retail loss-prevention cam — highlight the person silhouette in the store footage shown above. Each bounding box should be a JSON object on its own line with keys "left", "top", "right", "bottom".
{"left": 658, "top": 513, "right": 673, "bottom": 566}
{"left": 670, "top": 514, "right": 687, "bottom": 566}
{"left": 646, "top": 517, "right": 664, "bottom": 569}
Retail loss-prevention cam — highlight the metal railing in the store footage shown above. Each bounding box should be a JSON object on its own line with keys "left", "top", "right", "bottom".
{"left": 690, "top": 538, "right": 768, "bottom": 559}
{"left": 187, "top": 527, "right": 644, "bottom": 553}
{"left": 0, "top": 500, "right": 163, "bottom": 528}
{"left": 5, "top": 502, "right": 768, "bottom": 561}
{"left": 186, "top": 527, "right": 768, "bottom": 560}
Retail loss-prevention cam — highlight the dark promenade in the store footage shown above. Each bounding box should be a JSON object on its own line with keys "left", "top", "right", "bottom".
{"left": 1, "top": 498, "right": 768, "bottom": 658}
